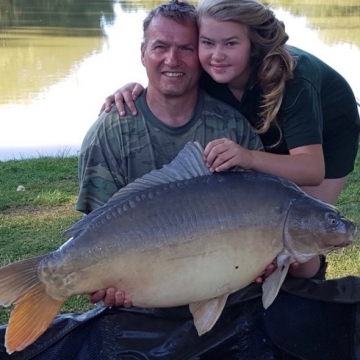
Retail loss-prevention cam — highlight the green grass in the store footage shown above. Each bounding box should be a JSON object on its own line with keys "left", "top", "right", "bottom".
{"left": 0, "top": 153, "right": 360, "bottom": 325}
{"left": 326, "top": 153, "right": 360, "bottom": 277}
{"left": 0, "top": 156, "right": 90, "bottom": 325}
{"left": 0, "top": 156, "right": 79, "bottom": 212}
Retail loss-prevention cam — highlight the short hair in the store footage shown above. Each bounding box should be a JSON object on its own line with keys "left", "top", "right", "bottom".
{"left": 143, "top": 0, "right": 198, "bottom": 39}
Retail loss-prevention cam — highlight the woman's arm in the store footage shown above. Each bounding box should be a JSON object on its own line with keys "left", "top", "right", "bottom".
{"left": 99, "top": 83, "right": 145, "bottom": 116}
{"left": 203, "top": 138, "right": 325, "bottom": 186}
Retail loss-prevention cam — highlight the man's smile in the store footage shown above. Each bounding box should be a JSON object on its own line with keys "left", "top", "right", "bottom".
{"left": 162, "top": 72, "right": 185, "bottom": 77}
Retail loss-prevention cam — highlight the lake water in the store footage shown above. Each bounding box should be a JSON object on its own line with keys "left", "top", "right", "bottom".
{"left": 1, "top": 0, "right": 359, "bottom": 161}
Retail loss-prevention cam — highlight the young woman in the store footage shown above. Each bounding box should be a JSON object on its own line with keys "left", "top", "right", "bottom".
{"left": 95, "top": 0, "right": 359, "bottom": 304}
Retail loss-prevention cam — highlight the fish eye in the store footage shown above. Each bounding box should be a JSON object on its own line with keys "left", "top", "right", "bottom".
{"left": 327, "top": 213, "right": 338, "bottom": 225}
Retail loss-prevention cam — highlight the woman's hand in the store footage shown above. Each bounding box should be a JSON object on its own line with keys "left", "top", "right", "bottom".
{"left": 89, "top": 288, "right": 133, "bottom": 308}
{"left": 203, "top": 138, "right": 253, "bottom": 172}
{"left": 98, "top": 83, "right": 145, "bottom": 116}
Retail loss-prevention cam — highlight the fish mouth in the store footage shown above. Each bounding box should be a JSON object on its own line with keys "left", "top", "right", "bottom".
{"left": 326, "top": 224, "right": 357, "bottom": 250}
{"left": 332, "top": 242, "right": 351, "bottom": 249}
{"left": 332, "top": 233, "right": 356, "bottom": 249}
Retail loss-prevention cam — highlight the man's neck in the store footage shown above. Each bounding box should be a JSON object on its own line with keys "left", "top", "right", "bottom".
{"left": 146, "top": 88, "right": 199, "bottom": 127}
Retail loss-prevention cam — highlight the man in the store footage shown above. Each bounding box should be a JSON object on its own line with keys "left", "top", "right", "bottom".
{"left": 76, "top": 0, "right": 262, "bottom": 308}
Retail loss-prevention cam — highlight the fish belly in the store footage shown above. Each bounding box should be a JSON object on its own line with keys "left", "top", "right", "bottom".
{"left": 64, "top": 226, "right": 283, "bottom": 308}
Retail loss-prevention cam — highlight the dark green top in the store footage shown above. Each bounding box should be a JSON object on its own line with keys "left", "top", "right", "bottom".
{"left": 199, "top": 46, "right": 360, "bottom": 179}
{"left": 76, "top": 89, "right": 263, "bottom": 213}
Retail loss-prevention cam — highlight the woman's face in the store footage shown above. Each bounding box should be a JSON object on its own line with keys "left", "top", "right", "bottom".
{"left": 198, "top": 17, "right": 252, "bottom": 89}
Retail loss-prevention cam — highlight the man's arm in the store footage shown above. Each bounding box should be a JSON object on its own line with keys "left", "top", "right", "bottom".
{"left": 76, "top": 111, "right": 133, "bottom": 306}
{"left": 76, "top": 110, "right": 127, "bottom": 214}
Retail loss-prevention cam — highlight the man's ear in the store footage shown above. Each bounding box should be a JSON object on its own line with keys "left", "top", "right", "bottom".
{"left": 141, "top": 42, "right": 145, "bottom": 66}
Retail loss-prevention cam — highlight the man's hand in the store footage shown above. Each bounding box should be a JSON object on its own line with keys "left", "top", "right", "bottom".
{"left": 89, "top": 287, "right": 133, "bottom": 308}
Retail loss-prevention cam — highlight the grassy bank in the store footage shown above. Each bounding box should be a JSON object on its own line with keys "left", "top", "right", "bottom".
{"left": 0, "top": 153, "right": 360, "bottom": 325}
{"left": 0, "top": 156, "right": 89, "bottom": 325}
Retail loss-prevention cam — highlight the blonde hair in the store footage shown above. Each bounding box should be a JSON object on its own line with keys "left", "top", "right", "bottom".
{"left": 197, "top": 0, "right": 296, "bottom": 133}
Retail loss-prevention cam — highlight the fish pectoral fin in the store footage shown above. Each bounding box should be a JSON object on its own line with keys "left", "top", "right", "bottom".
{"left": 6, "top": 284, "right": 65, "bottom": 354}
{"left": 189, "top": 293, "right": 229, "bottom": 336}
{"left": 262, "top": 255, "right": 293, "bottom": 309}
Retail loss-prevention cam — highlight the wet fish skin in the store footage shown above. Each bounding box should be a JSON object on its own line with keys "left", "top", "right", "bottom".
{"left": 41, "top": 172, "right": 291, "bottom": 304}
{"left": 0, "top": 142, "right": 356, "bottom": 354}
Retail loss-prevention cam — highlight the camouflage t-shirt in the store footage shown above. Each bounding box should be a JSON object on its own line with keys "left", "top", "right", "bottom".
{"left": 76, "top": 89, "right": 263, "bottom": 213}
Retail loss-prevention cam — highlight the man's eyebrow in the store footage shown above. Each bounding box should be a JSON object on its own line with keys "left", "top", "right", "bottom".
{"left": 178, "top": 42, "right": 197, "bottom": 48}
{"left": 151, "top": 39, "right": 196, "bottom": 48}
{"left": 151, "top": 39, "right": 167, "bottom": 45}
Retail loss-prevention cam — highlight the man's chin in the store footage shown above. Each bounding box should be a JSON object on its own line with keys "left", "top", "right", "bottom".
{"left": 161, "top": 87, "right": 190, "bottom": 97}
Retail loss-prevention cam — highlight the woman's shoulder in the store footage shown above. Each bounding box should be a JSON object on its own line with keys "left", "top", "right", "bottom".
{"left": 287, "top": 46, "right": 340, "bottom": 83}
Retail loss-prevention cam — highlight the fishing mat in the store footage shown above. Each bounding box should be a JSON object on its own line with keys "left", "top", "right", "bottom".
{"left": 1, "top": 277, "right": 360, "bottom": 360}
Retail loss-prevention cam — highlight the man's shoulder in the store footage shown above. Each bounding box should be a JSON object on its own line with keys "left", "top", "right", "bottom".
{"left": 85, "top": 102, "right": 146, "bottom": 142}
{"left": 100, "top": 104, "right": 140, "bottom": 127}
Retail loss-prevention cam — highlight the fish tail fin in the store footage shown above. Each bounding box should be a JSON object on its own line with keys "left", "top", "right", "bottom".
{"left": 6, "top": 284, "right": 65, "bottom": 354}
{"left": 0, "top": 256, "right": 65, "bottom": 354}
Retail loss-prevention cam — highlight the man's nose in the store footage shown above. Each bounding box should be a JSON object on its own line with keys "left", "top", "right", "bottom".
{"left": 164, "top": 48, "right": 180, "bottom": 66}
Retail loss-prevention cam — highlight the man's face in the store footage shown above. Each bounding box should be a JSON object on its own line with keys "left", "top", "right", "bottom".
{"left": 141, "top": 15, "right": 201, "bottom": 98}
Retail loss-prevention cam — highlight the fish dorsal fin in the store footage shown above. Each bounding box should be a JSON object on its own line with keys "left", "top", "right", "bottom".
{"left": 262, "top": 253, "right": 293, "bottom": 309}
{"left": 108, "top": 141, "right": 210, "bottom": 205}
{"left": 189, "top": 293, "right": 229, "bottom": 336}
{"left": 63, "top": 141, "right": 210, "bottom": 238}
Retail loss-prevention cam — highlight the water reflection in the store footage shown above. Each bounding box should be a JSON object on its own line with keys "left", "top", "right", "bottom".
{"left": 0, "top": 1, "right": 148, "bottom": 160}
{"left": 0, "top": 0, "right": 115, "bottom": 29}
{"left": 0, "top": 0, "right": 115, "bottom": 105}
{"left": 270, "top": 0, "right": 360, "bottom": 47}
{"left": 1, "top": 30, "right": 103, "bottom": 104}
{"left": 0, "top": 0, "right": 359, "bottom": 161}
